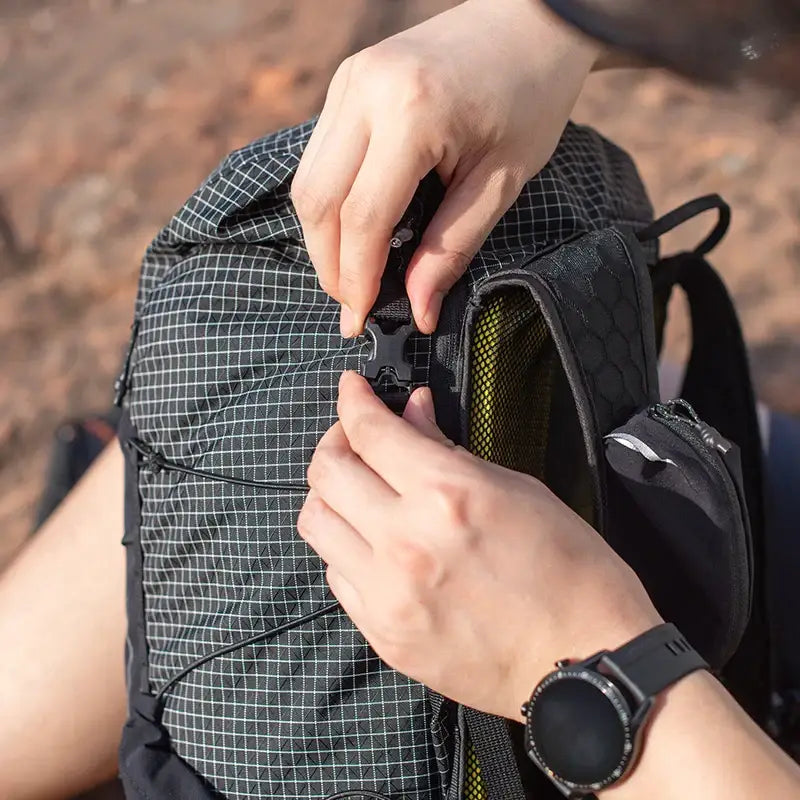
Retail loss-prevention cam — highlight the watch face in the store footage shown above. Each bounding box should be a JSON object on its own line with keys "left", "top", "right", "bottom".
{"left": 527, "top": 670, "right": 634, "bottom": 792}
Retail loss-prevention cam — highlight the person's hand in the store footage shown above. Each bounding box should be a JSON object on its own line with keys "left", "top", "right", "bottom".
{"left": 291, "top": 0, "right": 599, "bottom": 337}
{"left": 297, "top": 372, "right": 662, "bottom": 720}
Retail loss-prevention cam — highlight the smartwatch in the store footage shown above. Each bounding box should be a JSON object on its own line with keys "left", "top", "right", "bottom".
{"left": 521, "top": 623, "right": 708, "bottom": 798}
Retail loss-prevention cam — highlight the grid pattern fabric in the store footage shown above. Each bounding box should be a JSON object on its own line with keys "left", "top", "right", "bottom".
{"left": 126, "top": 117, "right": 654, "bottom": 799}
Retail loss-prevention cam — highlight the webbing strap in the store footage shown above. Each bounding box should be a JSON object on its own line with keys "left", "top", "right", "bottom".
{"left": 365, "top": 243, "right": 416, "bottom": 414}
{"left": 369, "top": 170, "right": 446, "bottom": 328}
{"left": 370, "top": 265, "right": 413, "bottom": 326}
{"left": 363, "top": 172, "right": 445, "bottom": 412}
{"left": 658, "top": 250, "right": 771, "bottom": 723}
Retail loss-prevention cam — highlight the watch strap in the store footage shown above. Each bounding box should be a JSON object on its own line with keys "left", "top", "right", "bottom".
{"left": 606, "top": 622, "right": 708, "bottom": 698}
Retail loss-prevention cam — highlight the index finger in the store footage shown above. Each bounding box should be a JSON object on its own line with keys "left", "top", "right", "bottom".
{"left": 338, "top": 131, "right": 439, "bottom": 333}
{"left": 336, "top": 371, "right": 453, "bottom": 494}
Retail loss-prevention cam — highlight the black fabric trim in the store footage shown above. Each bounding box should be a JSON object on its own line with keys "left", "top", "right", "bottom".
{"left": 120, "top": 694, "right": 219, "bottom": 800}
{"left": 428, "top": 277, "right": 471, "bottom": 445}
{"left": 615, "top": 229, "right": 660, "bottom": 403}
{"left": 371, "top": 171, "right": 445, "bottom": 324}
{"left": 119, "top": 411, "right": 150, "bottom": 700}
{"left": 480, "top": 270, "right": 606, "bottom": 532}
{"left": 451, "top": 233, "right": 587, "bottom": 454}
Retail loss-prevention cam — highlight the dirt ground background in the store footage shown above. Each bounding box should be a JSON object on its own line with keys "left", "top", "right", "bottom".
{"left": 2, "top": 0, "right": 799, "bottom": 568}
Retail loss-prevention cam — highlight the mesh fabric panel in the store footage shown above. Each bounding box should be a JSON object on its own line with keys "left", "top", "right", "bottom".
{"left": 463, "top": 287, "right": 557, "bottom": 799}
{"left": 468, "top": 288, "right": 556, "bottom": 479}
{"left": 464, "top": 744, "right": 487, "bottom": 800}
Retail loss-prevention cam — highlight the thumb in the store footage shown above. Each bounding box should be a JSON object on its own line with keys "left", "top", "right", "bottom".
{"left": 402, "top": 387, "right": 452, "bottom": 445}
{"left": 405, "top": 159, "right": 524, "bottom": 333}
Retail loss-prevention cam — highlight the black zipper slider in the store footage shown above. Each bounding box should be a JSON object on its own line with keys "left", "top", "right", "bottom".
{"left": 114, "top": 318, "right": 140, "bottom": 408}
{"left": 694, "top": 421, "right": 733, "bottom": 455}
{"left": 652, "top": 400, "right": 733, "bottom": 455}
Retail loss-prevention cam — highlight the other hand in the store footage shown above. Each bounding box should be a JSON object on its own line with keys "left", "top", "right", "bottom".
{"left": 292, "top": 0, "right": 599, "bottom": 336}
{"left": 298, "top": 373, "right": 661, "bottom": 720}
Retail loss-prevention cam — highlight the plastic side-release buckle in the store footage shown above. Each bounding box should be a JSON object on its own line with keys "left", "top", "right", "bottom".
{"left": 362, "top": 318, "right": 415, "bottom": 413}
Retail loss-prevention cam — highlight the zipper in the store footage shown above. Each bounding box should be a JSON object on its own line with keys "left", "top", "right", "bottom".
{"left": 128, "top": 437, "right": 308, "bottom": 494}
{"left": 650, "top": 399, "right": 734, "bottom": 461}
{"left": 649, "top": 399, "right": 753, "bottom": 600}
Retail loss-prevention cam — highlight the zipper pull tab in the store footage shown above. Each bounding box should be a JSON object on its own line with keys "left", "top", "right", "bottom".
{"left": 114, "top": 318, "right": 140, "bottom": 407}
{"left": 694, "top": 422, "right": 734, "bottom": 455}
{"left": 654, "top": 398, "right": 701, "bottom": 425}
{"left": 653, "top": 400, "right": 734, "bottom": 455}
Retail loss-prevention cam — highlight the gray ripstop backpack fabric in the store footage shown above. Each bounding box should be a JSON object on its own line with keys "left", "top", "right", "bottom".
{"left": 116, "top": 118, "right": 767, "bottom": 800}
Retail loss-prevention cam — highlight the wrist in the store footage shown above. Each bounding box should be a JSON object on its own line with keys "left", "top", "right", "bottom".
{"left": 599, "top": 670, "right": 714, "bottom": 798}
{"left": 472, "top": 0, "right": 602, "bottom": 74}
{"left": 509, "top": 607, "right": 664, "bottom": 722}
{"left": 518, "top": 624, "right": 711, "bottom": 796}
{"left": 527, "top": 0, "right": 603, "bottom": 72}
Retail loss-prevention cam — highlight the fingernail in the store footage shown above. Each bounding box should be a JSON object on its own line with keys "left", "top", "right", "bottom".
{"left": 422, "top": 291, "right": 445, "bottom": 333}
{"left": 340, "top": 305, "right": 357, "bottom": 337}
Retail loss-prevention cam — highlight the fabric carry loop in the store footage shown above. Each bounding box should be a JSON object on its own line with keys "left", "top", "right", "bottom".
{"left": 636, "top": 194, "right": 731, "bottom": 256}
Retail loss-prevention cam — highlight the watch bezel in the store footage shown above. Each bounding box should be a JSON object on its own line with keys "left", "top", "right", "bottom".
{"left": 524, "top": 666, "right": 637, "bottom": 795}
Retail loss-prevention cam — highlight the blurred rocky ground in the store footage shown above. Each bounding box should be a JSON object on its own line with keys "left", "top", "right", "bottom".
{"left": 1, "top": 0, "right": 798, "bottom": 566}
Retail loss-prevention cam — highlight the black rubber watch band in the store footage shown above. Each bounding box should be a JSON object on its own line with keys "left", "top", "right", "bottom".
{"left": 605, "top": 622, "right": 708, "bottom": 698}
{"left": 522, "top": 623, "right": 708, "bottom": 796}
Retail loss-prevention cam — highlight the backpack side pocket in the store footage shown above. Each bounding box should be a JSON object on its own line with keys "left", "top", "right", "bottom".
{"left": 604, "top": 401, "right": 752, "bottom": 669}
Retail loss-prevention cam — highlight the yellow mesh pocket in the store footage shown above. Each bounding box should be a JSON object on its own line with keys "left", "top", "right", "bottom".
{"left": 464, "top": 742, "right": 486, "bottom": 800}
{"left": 468, "top": 287, "right": 556, "bottom": 478}
{"left": 462, "top": 287, "right": 557, "bottom": 799}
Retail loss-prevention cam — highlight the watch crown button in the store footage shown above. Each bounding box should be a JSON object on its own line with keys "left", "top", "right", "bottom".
{"left": 555, "top": 659, "right": 570, "bottom": 668}
{"left": 520, "top": 702, "right": 529, "bottom": 717}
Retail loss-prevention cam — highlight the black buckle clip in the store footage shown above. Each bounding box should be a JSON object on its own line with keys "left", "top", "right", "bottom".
{"left": 362, "top": 318, "right": 415, "bottom": 411}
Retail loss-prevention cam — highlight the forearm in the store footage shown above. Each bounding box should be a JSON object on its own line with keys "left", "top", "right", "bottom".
{"left": 604, "top": 670, "right": 800, "bottom": 799}
{"left": 0, "top": 444, "right": 127, "bottom": 800}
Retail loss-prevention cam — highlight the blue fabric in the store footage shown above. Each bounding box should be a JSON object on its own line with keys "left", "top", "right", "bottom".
{"left": 765, "top": 411, "right": 800, "bottom": 691}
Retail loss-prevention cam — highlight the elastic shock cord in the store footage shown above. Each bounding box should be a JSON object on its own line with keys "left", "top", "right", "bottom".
{"left": 128, "top": 437, "right": 309, "bottom": 493}
{"left": 131, "top": 438, "right": 337, "bottom": 703}
{"left": 154, "top": 601, "right": 343, "bottom": 703}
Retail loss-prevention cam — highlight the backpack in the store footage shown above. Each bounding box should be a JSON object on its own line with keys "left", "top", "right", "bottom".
{"left": 115, "top": 118, "right": 769, "bottom": 800}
